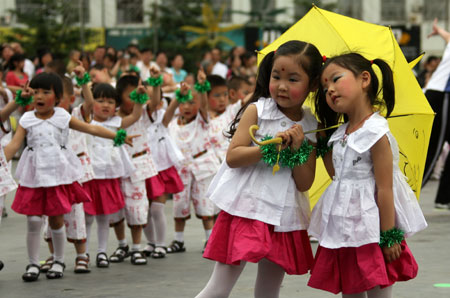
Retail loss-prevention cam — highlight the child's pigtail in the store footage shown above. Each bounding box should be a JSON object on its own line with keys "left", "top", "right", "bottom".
{"left": 372, "top": 59, "right": 395, "bottom": 117}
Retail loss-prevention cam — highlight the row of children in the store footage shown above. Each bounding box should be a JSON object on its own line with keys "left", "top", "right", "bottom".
{"left": 0, "top": 57, "right": 254, "bottom": 282}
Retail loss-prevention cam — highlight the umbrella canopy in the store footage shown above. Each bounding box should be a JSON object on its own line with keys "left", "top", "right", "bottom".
{"left": 258, "top": 5, "right": 435, "bottom": 204}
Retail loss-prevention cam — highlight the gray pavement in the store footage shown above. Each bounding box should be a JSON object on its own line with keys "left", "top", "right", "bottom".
{"left": 0, "top": 179, "right": 449, "bottom": 298}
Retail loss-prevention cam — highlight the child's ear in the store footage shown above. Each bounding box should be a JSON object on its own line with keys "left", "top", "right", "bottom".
{"left": 229, "top": 89, "right": 236, "bottom": 99}
{"left": 360, "top": 71, "right": 371, "bottom": 89}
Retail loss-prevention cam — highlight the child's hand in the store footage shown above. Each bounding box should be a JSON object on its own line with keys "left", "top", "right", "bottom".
{"left": 275, "top": 131, "right": 290, "bottom": 150}
{"left": 428, "top": 18, "right": 439, "bottom": 38}
{"left": 286, "top": 124, "right": 305, "bottom": 150}
{"left": 125, "top": 134, "right": 141, "bottom": 147}
{"left": 382, "top": 243, "right": 402, "bottom": 263}
{"left": 73, "top": 60, "right": 86, "bottom": 78}
{"left": 136, "top": 79, "right": 147, "bottom": 94}
{"left": 180, "top": 82, "right": 191, "bottom": 95}
{"left": 21, "top": 81, "right": 34, "bottom": 98}
{"left": 150, "top": 65, "right": 161, "bottom": 78}
{"left": 197, "top": 68, "right": 206, "bottom": 84}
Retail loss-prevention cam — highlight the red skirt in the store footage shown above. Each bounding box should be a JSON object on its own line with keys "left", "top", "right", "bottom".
{"left": 12, "top": 182, "right": 91, "bottom": 216}
{"left": 308, "top": 241, "right": 418, "bottom": 294}
{"left": 203, "top": 211, "right": 314, "bottom": 275}
{"left": 83, "top": 179, "right": 125, "bottom": 215}
{"left": 146, "top": 166, "right": 183, "bottom": 200}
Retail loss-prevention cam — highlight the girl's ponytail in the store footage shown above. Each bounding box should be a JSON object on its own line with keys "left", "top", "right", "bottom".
{"left": 372, "top": 58, "right": 395, "bottom": 117}
{"left": 226, "top": 51, "right": 275, "bottom": 138}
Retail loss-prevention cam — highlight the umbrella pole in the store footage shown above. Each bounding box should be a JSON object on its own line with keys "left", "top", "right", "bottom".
{"left": 423, "top": 92, "right": 449, "bottom": 185}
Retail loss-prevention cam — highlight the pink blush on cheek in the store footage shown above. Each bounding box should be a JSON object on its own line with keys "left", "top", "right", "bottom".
{"left": 269, "top": 84, "right": 276, "bottom": 97}
{"left": 93, "top": 105, "right": 102, "bottom": 115}
{"left": 289, "top": 87, "right": 302, "bottom": 100}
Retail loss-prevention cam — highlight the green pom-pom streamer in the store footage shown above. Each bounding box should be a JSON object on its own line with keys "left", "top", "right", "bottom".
{"left": 279, "top": 140, "right": 314, "bottom": 168}
{"left": 15, "top": 90, "right": 33, "bottom": 107}
{"left": 129, "top": 65, "right": 140, "bottom": 73}
{"left": 194, "top": 81, "right": 211, "bottom": 93}
{"left": 260, "top": 136, "right": 279, "bottom": 167}
{"left": 129, "top": 90, "right": 149, "bottom": 104}
{"left": 75, "top": 73, "right": 91, "bottom": 86}
{"left": 175, "top": 89, "right": 193, "bottom": 103}
{"left": 114, "top": 129, "right": 127, "bottom": 146}
{"left": 147, "top": 75, "right": 163, "bottom": 87}
{"left": 379, "top": 227, "right": 404, "bottom": 248}
{"left": 316, "top": 135, "right": 333, "bottom": 159}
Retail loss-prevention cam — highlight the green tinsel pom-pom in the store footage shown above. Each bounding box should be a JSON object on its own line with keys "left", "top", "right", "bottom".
{"left": 175, "top": 89, "right": 193, "bottom": 103}
{"left": 114, "top": 129, "right": 127, "bottom": 146}
{"left": 129, "top": 90, "right": 149, "bottom": 104}
{"left": 194, "top": 81, "right": 211, "bottom": 93}
{"left": 316, "top": 135, "right": 333, "bottom": 159}
{"left": 15, "top": 90, "right": 33, "bottom": 107}
{"left": 147, "top": 75, "right": 163, "bottom": 87}
{"left": 280, "top": 140, "right": 314, "bottom": 168}
{"left": 379, "top": 227, "right": 404, "bottom": 248}
{"left": 260, "top": 136, "right": 279, "bottom": 167}
{"left": 75, "top": 73, "right": 91, "bottom": 86}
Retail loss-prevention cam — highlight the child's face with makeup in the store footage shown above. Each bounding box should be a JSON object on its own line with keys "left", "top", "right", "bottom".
{"left": 93, "top": 97, "right": 116, "bottom": 121}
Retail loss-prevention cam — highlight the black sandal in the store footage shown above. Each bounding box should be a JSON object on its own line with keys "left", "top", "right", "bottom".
{"left": 109, "top": 245, "right": 129, "bottom": 263}
{"left": 74, "top": 255, "right": 91, "bottom": 273}
{"left": 151, "top": 246, "right": 167, "bottom": 259}
{"left": 46, "top": 261, "right": 65, "bottom": 279}
{"left": 96, "top": 252, "right": 109, "bottom": 268}
{"left": 143, "top": 243, "right": 155, "bottom": 257}
{"left": 22, "top": 264, "right": 40, "bottom": 282}
{"left": 40, "top": 256, "right": 53, "bottom": 273}
{"left": 166, "top": 240, "right": 186, "bottom": 253}
{"left": 130, "top": 251, "right": 147, "bottom": 265}
{"left": 0, "top": 260, "right": 3, "bottom": 271}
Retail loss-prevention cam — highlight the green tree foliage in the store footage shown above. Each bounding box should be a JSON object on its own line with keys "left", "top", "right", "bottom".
{"left": 5, "top": 0, "right": 93, "bottom": 60}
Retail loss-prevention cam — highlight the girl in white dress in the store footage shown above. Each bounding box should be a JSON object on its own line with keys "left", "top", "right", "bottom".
{"left": 3, "top": 72, "right": 136, "bottom": 282}
{"left": 196, "top": 40, "right": 322, "bottom": 298}
{"left": 308, "top": 53, "right": 427, "bottom": 297}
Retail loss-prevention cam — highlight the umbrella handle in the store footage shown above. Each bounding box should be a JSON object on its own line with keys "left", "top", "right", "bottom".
{"left": 249, "top": 125, "right": 282, "bottom": 175}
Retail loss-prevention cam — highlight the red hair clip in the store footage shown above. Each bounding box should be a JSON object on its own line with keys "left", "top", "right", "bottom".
{"left": 370, "top": 60, "right": 374, "bottom": 65}
{"left": 322, "top": 55, "right": 327, "bottom": 63}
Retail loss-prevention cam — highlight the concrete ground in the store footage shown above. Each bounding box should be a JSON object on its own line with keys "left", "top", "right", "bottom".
{"left": 0, "top": 179, "right": 449, "bottom": 298}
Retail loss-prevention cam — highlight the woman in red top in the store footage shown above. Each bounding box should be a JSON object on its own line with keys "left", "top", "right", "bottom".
{"left": 5, "top": 53, "right": 28, "bottom": 94}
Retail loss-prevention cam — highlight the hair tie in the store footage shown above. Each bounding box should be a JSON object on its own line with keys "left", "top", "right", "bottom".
{"left": 322, "top": 55, "right": 327, "bottom": 63}
{"left": 370, "top": 60, "right": 374, "bottom": 65}
{"left": 274, "top": 50, "right": 277, "bottom": 54}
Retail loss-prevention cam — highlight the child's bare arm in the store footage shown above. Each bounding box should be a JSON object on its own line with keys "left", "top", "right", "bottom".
{"left": 196, "top": 68, "right": 209, "bottom": 122}
{"left": 162, "top": 98, "right": 180, "bottom": 128}
{"left": 0, "top": 101, "right": 19, "bottom": 123}
{"left": 148, "top": 66, "right": 162, "bottom": 111}
{"left": 74, "top": 60, "right": 94, "bottom": 118}
{"left": 121, "top": 81, "right": 146, "bottom": 129}
{"left": 3, "top": 125, "right": 26, "bottom": 161}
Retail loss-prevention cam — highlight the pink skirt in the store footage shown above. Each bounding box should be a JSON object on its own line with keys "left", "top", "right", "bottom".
{"left": 146, "top": 166, "right": 183, "bottom": 200}
{"left": 308, "top": 241, "right": 418, "bottom": 294}
{"left": 83, "top": 179, "right": 125, "bottom": 215}
{"left": 203, "top": 211, "right": 314, "bottom": 275}
{"left": 12, "top": 182, "right": 91, "bottom": 216}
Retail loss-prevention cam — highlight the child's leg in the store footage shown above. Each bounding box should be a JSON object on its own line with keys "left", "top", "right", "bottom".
{"left": 85, "top": 213, "right": 95, "bottom": 253}
{"left": 129, "top": 225, "right": 147, "bottom": 265}
{"left": 113, "top": 220, "right": 127, "bottom": 245}
{"left": 143, "top": 201, "right": 156, "bottom": 251}
{"left": 342, "top": 293, "right": 367, "bottom": 298}
{"left": 95, "top": 214, "right": 110, "bottom": 267}
{"left": 193, "top": 175, "right": 215, "bottom": 247}
{"left": 195, "top": 261, "right": 246, "bottom": 298}
{"left": 47, "top": 215, "right": 66, "bottom": 277}
{"left": 367, "top": 286, "right": 392, "bottom": 298}
{"left": 26, "top": 216, "right": 43, "bottom": 266}
{"left": 151, "top": 197, "right": 167, "bottom": 247}
{"left": 254, "top": 258, "right": 286, "bottom": 298}
{"left": 167, "top": 176, "right": 191, "bottom": 253}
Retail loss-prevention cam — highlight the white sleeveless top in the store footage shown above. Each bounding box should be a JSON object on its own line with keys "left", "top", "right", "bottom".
{"left": 208, "top": 97, "right": 318, "bottom": 232}
{"left": 16, "top": 107, "right": 83, "bottom": 187}
{"left": 86, "top": 116, "right": 135, "bottom": 179}
{"left": 148, "top": 108, "right": 184, "bottom": 172}
{"left": 308, "top": 113, "right": 428, "bottom": 248}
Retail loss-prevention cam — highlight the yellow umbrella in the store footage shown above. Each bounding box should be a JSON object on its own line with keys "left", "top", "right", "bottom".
{"left": 258, "top": 5, "right": 434, "bottom": 204}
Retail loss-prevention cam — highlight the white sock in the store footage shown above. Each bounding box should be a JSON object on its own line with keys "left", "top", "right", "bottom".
{"left": 131, "top": 244, "right": 141, "bottom": 251}
{"left": 150, "top": 202, "right": 167, "bottom": 246}
{"left": 367, "top": 286, "right": 393, "bottom": 298}
{"left": 143, "top": 206, "right": 155, "bottom": 244}
{"left": 254, "top": 259, "right": 285, "bottom": 298}
{"left": 50, "top": 226, "right": 66, "bottom": 263}
{"left": 174, "top": 231, "right": 184, "bottom": 242}
{"left": 85, "top": 214, "right": 94, "bottom": 253}
{"left": 77, "top": 253, "right": 87, "bottom": 258}
{"left": 195, "top": 261, "right": 246, "bottom": 298}
{"left": 26, "top": 216, "right": 43, "bottom": 265}
{"left": 205, "top": 229, "right": 212, "bottom": 241}
{"left": 96, "top": 215, "right": 110, "bottom": 253}
{"left": 119, "top": 238, "right": 128, "bottom": 247}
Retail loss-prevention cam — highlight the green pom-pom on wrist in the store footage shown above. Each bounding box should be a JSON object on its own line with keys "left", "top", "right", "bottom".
{"left": 280, "top": 140, "right": 314, "bottom": 168}
{"left": 75, "top": 73, "right": 91, "bottom": 86}
{"left": 260, "top": 136, "right": 279, "bottom": 166}
{"left": 114, "top": 129, "right": 127, "bottom": 146}
{"left": 194, "top": 81, "right": 211, "bottom": 93}
{"left": 129, "top": 90, "right": 149, "bottom": 104}
{"left": 175, "top": 88, "right": 193, "bottom": 103}
{"left": 379, "top": 227, "right": 404, "bottom": 247}
{"left": 316, "top": 135, "right": 333, "bottom": 159}
{"left": 147, "top": 75, "right": 163, "bottom": 87}
{"left": 15, "top": 90, "right": 33, "bottom": 107}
